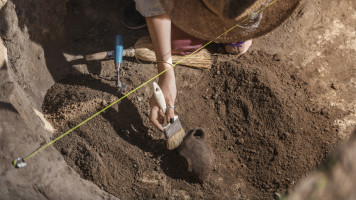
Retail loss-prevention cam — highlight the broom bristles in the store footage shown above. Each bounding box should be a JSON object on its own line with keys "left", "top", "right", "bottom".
{"left": 133, "top": 36, "right": 212, "bottom": 69}
{"left": 166, "top": 128, "right": 186, "bottom": 150}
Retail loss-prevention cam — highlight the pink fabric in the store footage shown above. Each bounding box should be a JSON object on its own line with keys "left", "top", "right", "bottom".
{"left": 171, "top": 24, "right": 205, "bottom": 55}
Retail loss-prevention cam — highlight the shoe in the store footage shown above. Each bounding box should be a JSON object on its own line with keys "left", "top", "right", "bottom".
{"left": 122, "top": 1, "right": 147, "bottom": 30}
{"left": 225, "top": 39, "right": 252, "bottom": 56}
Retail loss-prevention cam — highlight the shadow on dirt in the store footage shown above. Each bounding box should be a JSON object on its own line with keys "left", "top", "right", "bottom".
{"left": 102, "top": 103, "right": 200, "bottom": 183}
{"left": 10, "top": 0, "right": 146, "bottom": 81}
{"left": 161, "top": 150, "right": 200, "bottom": 183}
{"left": 44, "top": 73, "right": 199, "bottom": 184}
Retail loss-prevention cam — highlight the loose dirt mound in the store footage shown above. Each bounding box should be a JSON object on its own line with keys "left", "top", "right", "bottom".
{"left": 43, "top": 50, "right": 341, "bottom": 199}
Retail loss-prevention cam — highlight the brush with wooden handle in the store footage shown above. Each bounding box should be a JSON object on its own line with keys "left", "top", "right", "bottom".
{"left": 85, "top": 36, "right": 211, "bottom": 69}
{"left": 153, "top": 82, "right": 186, "bottom": 150}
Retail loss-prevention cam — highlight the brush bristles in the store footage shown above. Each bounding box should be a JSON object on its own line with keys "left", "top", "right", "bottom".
{"left": 166, "top": 128, "right": 186, "bottom": 150}
{"left": 133, "top": 36, "right": 212, "bottom": 69}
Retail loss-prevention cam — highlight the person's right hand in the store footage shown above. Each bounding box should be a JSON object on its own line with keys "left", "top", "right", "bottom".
{"left": 149, "top": 71, "right": 177, "bottom": 131}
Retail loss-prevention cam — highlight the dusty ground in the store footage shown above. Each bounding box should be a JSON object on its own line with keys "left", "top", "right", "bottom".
{"left": 1, "top": 0, "right": 355, "bottom": 199}
{"left": 43, "top": 50, "right": 342, "bottom": 199}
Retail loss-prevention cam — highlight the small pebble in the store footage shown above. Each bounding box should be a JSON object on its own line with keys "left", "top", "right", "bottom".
{"left": 273, "top": 54, "right": 281, "bottom": 61}
{"left": 236, "top": 137, "right": 245, "bottom": 145}
{"left": 216, "top": 70, "right": 221, "bottom": 75}
{"left": 320, "top": 108, "right": 329, "bottom": 115}
{"left": 137, "top": 96, "right": 143, "bottom": 102}
{"left": 100, "top": 100, "right": 107, "bottom": 106}
{"left": 274, "top": 192, "right": 282, "bottom": 199}
{"left": 218, "top": 127, "right": 225, "bottom": 131}
{"left": 283, "top": 132, "right": 290, "bottom": 139}
{"left": 223, "top": 134, "right": 228, "bottom": 140}
{"left": 331, "top": 82, "right": 339, "bottom": 90}
{"left": 61, "top": 148, "right": 68, "bottom": 156}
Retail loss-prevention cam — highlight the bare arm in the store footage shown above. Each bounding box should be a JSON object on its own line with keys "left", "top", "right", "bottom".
{"left": 146, "top": 13, "right": 176, "bottom": 130}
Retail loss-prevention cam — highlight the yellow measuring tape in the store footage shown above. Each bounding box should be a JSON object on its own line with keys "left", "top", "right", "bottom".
{"left": 14, "top": 0, "right": 279, "bottom": 167}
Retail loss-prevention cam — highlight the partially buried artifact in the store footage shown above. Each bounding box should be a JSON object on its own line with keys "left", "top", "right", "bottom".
{"left": 178, "top": 127, "right": 215, "bottom": 182}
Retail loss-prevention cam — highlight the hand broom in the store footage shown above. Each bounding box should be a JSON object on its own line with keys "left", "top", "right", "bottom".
{"left": 85, "top": 36, "right": 211, "bottom": 69}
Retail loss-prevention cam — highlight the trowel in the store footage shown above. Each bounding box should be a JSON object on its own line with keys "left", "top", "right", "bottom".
{"left": 115, "top": 34, "right": 127, "bottom": 93}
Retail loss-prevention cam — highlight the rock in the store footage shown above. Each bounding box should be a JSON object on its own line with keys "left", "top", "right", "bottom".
{"left": 218, "top": 127, "right": 225, "bottom": 131}
{"left": 273, "top": 54, "right": 281, "bottom": 61}
{"left": 137, "top": 96, "right": 143, "bottom": 102}
{"left": 236, "top": 137, "right": 245, "bottom": 144}
{"left": 100, "top": 100, "right": 107, "bottom": 106}
{"left": 61, "top": 148, "right": 68, "bottom": 156}
{"left": 320, "top": 108, "right": 329, "bottom": 116}
{"left": 274, "top": 192, "right": 282, "bottom": 199}
{"left": 331, "top": 82, "right": 339, "bottom": 90}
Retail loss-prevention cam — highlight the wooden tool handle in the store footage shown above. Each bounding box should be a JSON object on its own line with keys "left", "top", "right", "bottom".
{"left": 153, "top": 82, "right": 166, "bottom": 114}
{"left": 85, "top": 51, "right": 113, "bottom": 61}
{"left": 85, "top": 49, "right": 135, "bottom": 61}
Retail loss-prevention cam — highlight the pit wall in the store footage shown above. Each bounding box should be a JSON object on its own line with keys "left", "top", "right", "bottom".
{"left": 0, "top": 1, "right": 117, "bottom": 199}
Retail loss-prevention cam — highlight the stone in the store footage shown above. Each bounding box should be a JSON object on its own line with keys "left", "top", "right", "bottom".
{"left": 331, "top": 82, "right": 339, "bottom": 90}
{"left": 274, "top": 192, "right": 282, "bottom": 199}
{"left": 236, "top": 137, "right": 245, "bottom": 145}
{"left": 273, "top": 54, "right": 281, "bottom": 61}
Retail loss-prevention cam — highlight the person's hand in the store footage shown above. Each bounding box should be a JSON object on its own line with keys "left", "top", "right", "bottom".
{"left": 149, "top": 71, "right": 176, "bottom": 131}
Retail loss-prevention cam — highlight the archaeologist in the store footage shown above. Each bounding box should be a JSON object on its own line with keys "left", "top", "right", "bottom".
{"left": 123, "top": 0, "right": 295, "bottom": 131}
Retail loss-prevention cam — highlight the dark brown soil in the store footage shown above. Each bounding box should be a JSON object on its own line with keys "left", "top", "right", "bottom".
{"left": 2, "top": 0, "right": 355, "bottom": 199}
{"left": 43, "top": 49, "right": 341, "bottom": 199}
